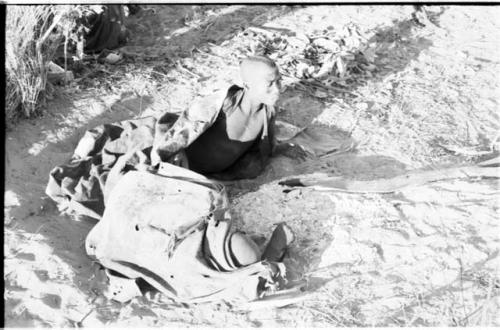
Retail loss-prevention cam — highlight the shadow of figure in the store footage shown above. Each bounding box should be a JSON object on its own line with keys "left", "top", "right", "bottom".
{"left": 229, "top": 153, "right": 409, "bottom": 266}
{"left": 53, "top": 94, "right": 155, "bottom": 154}
{"left": 224, "top": 13, "right": 437, "bottom": 193}
{"left": 122, "top": 5, "right": 293, "bottom": 60}
{"left": 367, "top": 17, "right": 434, "bottom": 82}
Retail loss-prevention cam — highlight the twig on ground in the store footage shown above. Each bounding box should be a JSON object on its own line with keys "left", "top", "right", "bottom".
{"left": 390, "top": 316, "right": 403, "bottom": 326}
{"left": 203, "top": 20, "right": 216, "bottom": 32}
{"left": 11, "top": 224, "right": 45, "bottom": 258}
{"left": 459, "top": 287, "right": 497, "bottom": 326}
{"left": 151, "top": 70, "right": 169, "bottom": 78}
{"left": 480, "top": 268, "right": 496, "bottom": 326}
{"left": 299, "top": 79, "right": 362, "bottom": 98}
{"left": 77, "top": 307, "right": 95, "bottom": 326}
{"left": 303, "top": 305, "right": 342, "bottom": 326}
{"left": 326, "top": 85, "right": 362, "bottom": 98}
{"left": 194, "top": 47, "right": 226, "bottom": 62}
{"left": 233, "top": 291, "right": 308, "bottom": 311}
{"left": 64, "top": 27, "right": 69, "bottom": 85}
{"left": 401, "top": 305, "right": 410, "bottom": 326}
{"left": 280, "top": 165, "right": 499, "bottom": 194}
{"left": 77, "top": 303, "right": 115, "bottom": 327}
{"left": 460, "top": 304, "right": 483, "bottom": 325}
{"left": 139, "top": 95, "right": 143, "bottom": 117}
{"left": 438, "top": 143, "right": 493, "bottom": 157}
{"left": 176, "top": 61, "right": 200, "bottom": 78}
{"left": 348, "top": 107, "right": 363, "bottom": 136}
{"left": 246, "top": 26, "right": 276, "bottom": 38}
{"left": 458, "top": 258, "right": 469, "bottom": 326}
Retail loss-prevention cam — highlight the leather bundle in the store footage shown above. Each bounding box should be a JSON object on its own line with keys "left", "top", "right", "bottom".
{"left": 86, "top": 163, "right": 291, "bottom": 304}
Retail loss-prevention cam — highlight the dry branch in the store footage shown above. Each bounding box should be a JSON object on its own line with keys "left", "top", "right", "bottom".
{"left": 234, "top": 285, "right": 308, "bottom": 311}
{"left": 279, "top": 165, "right": 500, "bottom": 194}
{"left": 477, "top": 156, "right": 500, "bottom": 167}
{"left": 438, "top": 143, "right": 493, "bottom": 157}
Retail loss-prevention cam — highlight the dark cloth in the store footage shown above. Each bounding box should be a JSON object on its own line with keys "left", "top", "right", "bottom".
{"left": 46, "top": 85, "right": 276, "bottom": 220}
{"left": 151, "top": 85, "right": 275, "bottom": 179}
{"left": 84, "top": 5, "right": 127, "bottom": 53}
{"left": 185, "top": 86, "right": 267, "bottom": 174}
{"left": 186, "top": 113, "right": 258, "bottom": 173}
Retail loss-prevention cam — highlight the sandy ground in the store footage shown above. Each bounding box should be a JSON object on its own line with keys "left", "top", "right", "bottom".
{"left": 4, "top": 5, "right": 500, "bottom": 327}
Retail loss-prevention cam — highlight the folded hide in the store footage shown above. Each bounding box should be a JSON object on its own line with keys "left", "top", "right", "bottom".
{"left": 86, "top": 164, "right": 287, "bottom": 304}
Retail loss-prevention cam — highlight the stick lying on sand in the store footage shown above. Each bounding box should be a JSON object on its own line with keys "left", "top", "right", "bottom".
{"left": 234, "top": 281, "right": 308, "bottom": 311}
{"left": 279, "top": 157, "right": 500, "bottom": 194}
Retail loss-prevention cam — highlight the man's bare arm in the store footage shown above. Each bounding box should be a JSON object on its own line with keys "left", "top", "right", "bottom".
{"left": 269, "top": 116, "right": 311, "bottom": 160}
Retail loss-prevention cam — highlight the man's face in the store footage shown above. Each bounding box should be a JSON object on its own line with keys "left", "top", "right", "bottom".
{"left": 247, "top": 64, "right": 282, "bottom": 107}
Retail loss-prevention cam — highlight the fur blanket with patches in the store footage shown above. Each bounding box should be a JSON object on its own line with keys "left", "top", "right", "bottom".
{"left": 85, "top": 164, "right": 295, "bottom": 304}
{"left": 46, "top": 85, "right": 275, "bottom": 220}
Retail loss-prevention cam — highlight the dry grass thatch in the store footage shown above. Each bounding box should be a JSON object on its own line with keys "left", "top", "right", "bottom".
{"left": 5, "top": 5, "right": 85, "bottom": 126}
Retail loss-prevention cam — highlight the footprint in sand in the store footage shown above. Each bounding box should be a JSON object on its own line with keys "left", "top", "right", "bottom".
{"left": 16, "top": 252, "right": 36, "bottom": 261}
{"left": 34, "top": 269, "right": 50, "bottom": 282}
{"left": 41, "top": 293, "right": 62, "bottom": 309}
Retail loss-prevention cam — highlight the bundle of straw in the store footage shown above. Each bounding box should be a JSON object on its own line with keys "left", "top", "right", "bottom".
{"left": 5, "top": 5, "right": 75, "bottom": 125}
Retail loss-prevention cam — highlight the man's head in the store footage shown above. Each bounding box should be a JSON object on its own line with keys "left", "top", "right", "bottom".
{"left": 240, "top": 56, "right": 282, "bottom": 107}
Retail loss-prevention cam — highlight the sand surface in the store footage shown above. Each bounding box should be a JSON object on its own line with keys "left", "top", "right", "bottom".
{"left": 4, "top": 5, "right": 500, "bottom": 327}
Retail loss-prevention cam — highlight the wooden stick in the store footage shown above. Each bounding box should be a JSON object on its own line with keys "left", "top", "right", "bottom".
{"left": 279, "top": 166, "right": 500, "bottom": 194}
{"left": 478, "top": 156, "right": 500, "bottom": 167}
{"left": 438, "top": 143, "right": 493, "bottom": 157}
{"left": 38, "top": 10, "right": 64, "bottom": 46}
{"left": 246, "top": 26, "right": 275, "bottom": 38}
{"left": 234, "top": 289, "right": 308, "bottom": 311}
{"left": 64, "top": 26, "right": 69, "bottom": 85}
{"left": 36, "top": 9, "right": 65, "bottom": 81}
{"left": 300, "top": 79, "right": 361, "bottom": 97}
{"left": 176, "top": 61, "right": 200, "bottom": 78}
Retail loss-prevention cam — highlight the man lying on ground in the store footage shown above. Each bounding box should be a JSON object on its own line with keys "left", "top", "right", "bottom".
{"left": 45, "top": 55, "right": 350, "bottom": 304}
{"left": 46, "top": 57, "right": 305, "bottom": 304}
{"left": 46, "top": 55, "right": 308, "bottom": 219}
